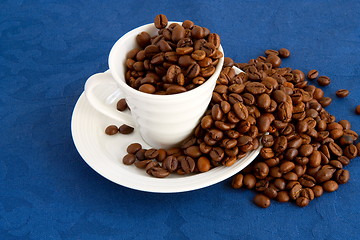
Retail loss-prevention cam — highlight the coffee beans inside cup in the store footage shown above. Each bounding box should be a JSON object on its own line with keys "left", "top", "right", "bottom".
{"left": 125, "top": 14, "right": 223, "bottom": 95}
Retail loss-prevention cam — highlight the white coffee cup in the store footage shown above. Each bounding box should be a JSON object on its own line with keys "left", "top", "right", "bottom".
{"left": 85, "top": 22, "right": 224, "bottom": 149}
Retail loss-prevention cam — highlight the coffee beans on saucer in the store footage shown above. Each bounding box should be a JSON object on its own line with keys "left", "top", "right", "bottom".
{"left": 125, "top": 14, "right": 222, "bottom": 95}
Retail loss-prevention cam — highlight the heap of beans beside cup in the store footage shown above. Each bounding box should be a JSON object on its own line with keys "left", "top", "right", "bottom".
{"left": 105, "top": 14, "right": 360, "bottom": 208}
{"left": 125, "top": 14, "right": 223, "bottom": 94}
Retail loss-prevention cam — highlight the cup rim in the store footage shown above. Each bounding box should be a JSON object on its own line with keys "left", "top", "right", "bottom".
{"left": 108, "top": 22, "right": 224, "bottom": 100}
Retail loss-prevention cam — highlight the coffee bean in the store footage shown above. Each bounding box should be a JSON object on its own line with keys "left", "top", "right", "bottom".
{"left": 276, "top": 191, "right": 290, "bottom": 202}
{"left": 139, "top": 84, "right": 156, "bottom": 94}
{"left": 145, "top": 149, "right": 159, "bottom": 159}
{"left": 315, "top": 166, "right": 335, "bottom": 183}
{"left": 105, "top": 125, "right": 118, "bottom": 135}
{"left": 148, "top": 166, "right": 170, "bottom": 178}
{"left": 209, "top": 147, "right": 224, "bottom": 161}
{"left": 154, "top": 14, "right": 168, "bottom": 29}
{"left": 136, "top": 31, "right": 151, "bottom": 48}
{"left": 135, "top": 149, "right": 146, "bottom": 161}
{"left": 127, "top": 143, "right": 142, "bottom": 154}
{"left": 253, "top": 194, "right": 271, "bottom": 208}
{"left": 317, "top": 76, "right": 331, "bottom": 86}
{"left": 233, "top": 102, "right": 249, "bottom": 120}
{"left": 163, "top": 156, "right": 178, "bottom": 172}
{"left": 180, "top": 156, "right": 195, "bottom": 173}
{"left": 122, "top": 153, "right": 136, "bottom": 165}
{"left": 185, "top": 146, "right": 202, "bottom": 158}
{"left": 243, "top": 174, "right": 256, "bottom": 189}
{"left": 191, "top": 25, "right": 204, "bottom": 39}
{"left": 328, "top": 142, "right": 343, "bottom": 156}
{"left": 278, "top": 48, "right": 290, "bottom": 58}
{"left": 344, "top": 144, "right": 358, "bottom": 159}
{"left": 182, "top": 20, "right": 194, "bottom": 29}
{"left": 197, "top": 156, "right": 211, "bottom": 172}
{"left": 261, "top": 135, "right": 274, "bottom": 147}
{"left": 264, "top": 187, "right": 278, "bottom": 199}
{"left": 312, "top": 185, "right": 323, "bottom": 198}
{"left": 356, "top": 105, "right": 360, "bottom": 114}
{"left": 289, "top": 183, "right": 302, "bottom": 200}
{"left": 166, "top": 85, "right": 187, "bottom": 94}
{"left": 118, "top": 124, "right": 134, "bottom": 134}
{"left": 279, "top": 161, "right": 295, "bottom": 173}
{"left": 117, "top": 99, "right": 128, "bottom": 111}
{"left": 266, "top": 54, "right": 281, "bottom": 68}
{"left": 334, "top": 169, "right": 350, "bottom": 184}
{"left": 253, "top": 162, "right": 269, "bottom": 179}
{"left": 336, "top": 89, "right": 349, "bottom": 98}
{"left": 296, "top": 197, "right": 310, "bottom": 207}
{"left": 265, "top": 49, "right": 279, "bottom": 56}
{"left": 299, "top": 174, "right": 316, "bottom": 188}
{"left": 134, "top": 159, "right": 152, "bottom": 169}
{"left": 322, "top": 180, "right": 338, "bottom": 192}
{"left": 307, "top": 70, "right": 319, "bottom": 80}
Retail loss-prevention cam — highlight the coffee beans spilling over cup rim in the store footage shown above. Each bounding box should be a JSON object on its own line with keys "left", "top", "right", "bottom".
{"left": 125, "top": 14, "right": 223, "bottom": 95}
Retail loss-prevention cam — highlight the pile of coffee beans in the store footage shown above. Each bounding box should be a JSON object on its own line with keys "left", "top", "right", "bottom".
{"left": 229, "top": 49, "right": 359, "bottom": 208}
{"left": 125, "top": 14, "right": 223, "bottom": 94}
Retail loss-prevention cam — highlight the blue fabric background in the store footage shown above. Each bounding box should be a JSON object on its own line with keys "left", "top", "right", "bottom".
{"left": 1, "top": 0, "right": 360, "bottom": 239}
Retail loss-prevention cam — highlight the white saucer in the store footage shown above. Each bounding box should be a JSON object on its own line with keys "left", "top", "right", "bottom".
{"left": 71, "top": 86, "right": 261, "bottom": 193}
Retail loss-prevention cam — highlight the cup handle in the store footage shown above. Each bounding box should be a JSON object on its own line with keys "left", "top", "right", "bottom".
{"left": 84, "top": 70, "right": 135, "bottom": 127}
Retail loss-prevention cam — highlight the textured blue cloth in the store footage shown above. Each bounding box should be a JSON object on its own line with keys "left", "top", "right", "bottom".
{"left": 1, "top": 0, "right": 360, "bottom": 239}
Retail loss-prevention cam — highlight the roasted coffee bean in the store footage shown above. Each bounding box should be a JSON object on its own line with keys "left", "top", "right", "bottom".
{"left": 154, "top": 14, "right": 168, "bottom": 29}
{"left": 119, "top": 124, "right": 134, "bottom": 134}
{"left": 328, "top": 142, "right": 343, "bottom": 156}
{"left": 134, "top": 159, "right": 152, "bottom": 169}
{"left": 136, "top": 31, "right": 151, "bottom": 48}
{"left": 185, "top": 146, "right": 202, "bottom": 158}
{"left": 317, "top": 76, "right": 331, "bottom": 86}
{"left": 322, "top": 180, "right": 338, "bottom": 192}
{"left": 336, "top": 89, "right": 349, "bottom": 98}
{"left": 356, "top": 105, "right": 360, "bottom": 114}
{"left": 127, "top": 143, "right": 142, "bottom": 154}
{"left": 245, "top": 82, "right": 266, "bottom": 95}
{"left": 308, "top": 150, "right": 321, "bottom": 168}
{"left": 253, "top": 162, "right": 269, "bottom": 179}
{"left": 163, "top": 156, "right": 178, "bottom": 172}
{"left": 179, "top": 156, "right": 195, "bottom": 173}
{"left": 344, "top": 144, "right": 358, "bottom": 159}
{"left": 243, "top": 174, "right": 256, "bottom": 189}
{"left": 253, "top": 194, "right": 271, "bottom": 208}
{"left": 299, "top": 174, "right": 316, "bottom": 188}
{"left": 191, "top": 50, "right": 206, "bottom": 61}
{"left": 145, "top": 149, "right": 159, "bottom": 159}
{"left": 312, "top": 185, "right": 323, "bottom": 198}
{"left": 276, "top": 191, "right": 290, "bottom": 202}
{"left": 166, "top": 85, "right": 187, "bottom": 94}
{"left": 209, "top": 147, "right": 225, "bottom": 161}
{"left": 264, "top": 187, "right": 278, "bottom": 199}
{"left": 307, "top": 70, "right": 319, "bottom": 80}
{"left": 139, "top": 84, "right": 156, "bottom": 94}
{"left": 135, "top": 149, "right": 146, "bottom": 161}
{"left": 273, "top": 136, "right": 287, "bottom": 153}
{"left": 123, "top": 153, "right": 136, "bottom": 165}
{"left": 289, "top": 183, "right": 302, "bottom": 200}
{"left": 279, "top": 161, "right": 295, "bottom": 173}
{"left": 105, "top": 125, "right": 118, "bottom": 135}
{"left": 299, "top": 144, "right": 314, "bottom": 157}
{"left": 265, "top": 49, "right": 279, "bottom": 56}
{"left": 233, "top": 102, "right": 249, "bottom": 120}
{"left": 261, "top": 135, "right": 274, "bottom": 147}
{"left": 232, "top": 174, "right": 244, "bottom": 189}
{"left": 148, "top": 166, "right": 170, "bottom": 178}
{"left": 284, "top": 148, "right": 298, "bottom": 161}
{"left": 315, "top": 166, "right": 335, "bottom": 183}
{"left": 117, "top": 99, "right": 128, "bottom": 111}
{"left": 266, "top": 54, "right": 281, "bottom": 68}
{"left": 334, "top": 169, "right": 350, "bottom": 184}
{"left": 156, "top": 149, "right": 167, "bottom": 162}
{"left": 278, "top": 48, "right": 290, "bottom": 58}
{"left": 296, "top": 197, "right": 309, "bottom": 207}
